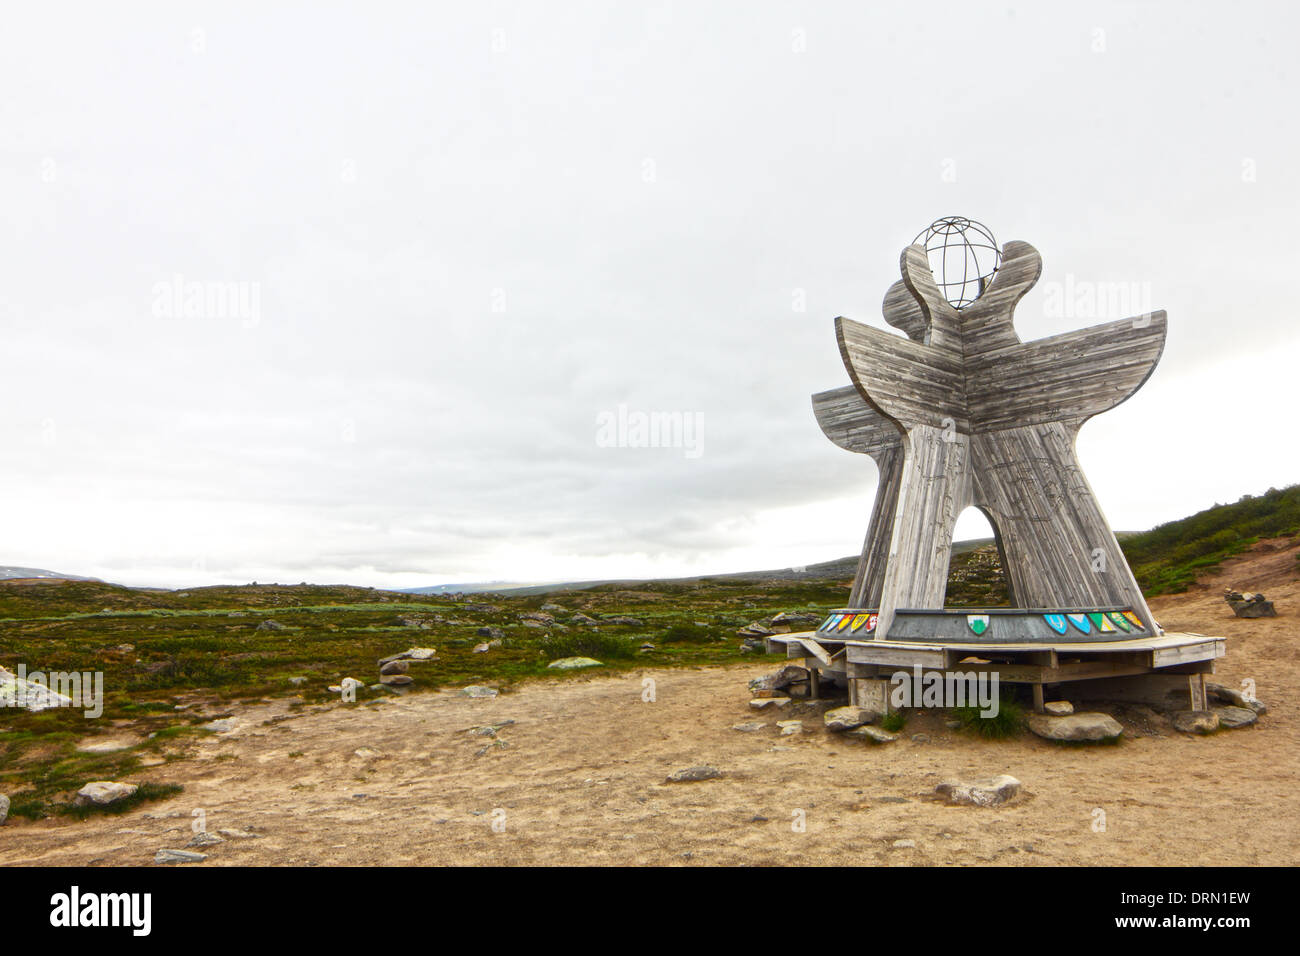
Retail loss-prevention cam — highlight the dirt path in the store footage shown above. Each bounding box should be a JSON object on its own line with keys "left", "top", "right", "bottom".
{"left": 3, "top": 540, "right": 1297, "bottom": 867}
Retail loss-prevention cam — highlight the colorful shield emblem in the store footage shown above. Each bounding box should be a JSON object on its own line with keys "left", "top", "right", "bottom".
{"left": 818, "top": 615, "right": 837, "bottom": 632}
{"left": 966, "top": 614, "right": 990, "bottom": 636}
{"left": 864, "top": 613, "right": 878, "bottom": 633}
{"left": 850, "top": 613, "right": 870, "bottom": 632}
{"left": 1106, "top": 611, "right": 1131, "bottom": 633}
{"left": 1044, "top": 613, "right": 1068, "bottom": 635}
{"left": 1087, "top": 612, "right": 1116, "bottom": 633}
{"left": 1066, "top": 613, "right": 1091, "bottom": 634}
{"left": 1122, "top": 610, "right": 1144, "bottom": 630}
{"left": 836, "top": 614, "right": 854, "bottom": 632}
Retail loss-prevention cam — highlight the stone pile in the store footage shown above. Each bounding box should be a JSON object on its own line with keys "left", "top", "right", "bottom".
{"left": 1224, "top": 588, "right": 1276, "bottom": 618}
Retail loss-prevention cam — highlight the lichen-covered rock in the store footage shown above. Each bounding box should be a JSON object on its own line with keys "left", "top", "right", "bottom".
{"left": 848, "top": 725, "right": 899, "bottom": 744}
{"left": 1043, "top": 701, "right": 1074, "bottom": 716}
{"left": 748, "top": 664, "right": 807, "bottom": 694}
{"left": 546, "top": 657, "right": 602, "bottom": 670}
{"left": 936, "top": 775, "right": 1021, "bottom": 806}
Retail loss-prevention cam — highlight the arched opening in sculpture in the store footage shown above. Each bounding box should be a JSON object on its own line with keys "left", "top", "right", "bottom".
{"left": 944, "top": 507, "right": 1011, "bottom": 608}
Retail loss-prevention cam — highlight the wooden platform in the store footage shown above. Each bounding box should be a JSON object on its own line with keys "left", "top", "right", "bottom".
{"left": 766, "top": 630, "right": 1224, "bottom": 713}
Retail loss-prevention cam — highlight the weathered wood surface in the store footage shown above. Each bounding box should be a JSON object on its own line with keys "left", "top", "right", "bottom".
{"left": 814, "top": 238, "right": 1167, "bottom": 639}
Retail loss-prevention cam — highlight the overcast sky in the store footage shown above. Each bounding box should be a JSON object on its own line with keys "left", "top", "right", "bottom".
{"left": 2, "top": 1, "right": 1297, "bottom": 589}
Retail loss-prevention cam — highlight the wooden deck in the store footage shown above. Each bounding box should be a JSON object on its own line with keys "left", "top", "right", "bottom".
{"left": 766, "top": 630, "right": 1224, "bottom": 713}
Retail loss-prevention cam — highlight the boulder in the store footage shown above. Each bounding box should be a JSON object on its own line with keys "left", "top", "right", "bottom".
{"left": 1043, "top": 700, "right": 1074, "bottom": 716}
{"left": 770, "top": 612, "right": 821, "bottom": 627}
{"left": 749, "top": 697, "right": 791, "bottom": 710}
{"left": 748, "top": 664, "right": 808, "bottom": 694}
{"left": 848, "top": 726, "right": 898, "bottom": 744}
{"left": 732, "top": 721, "right": 767, "bottom": 732}
{"left": 738, "top": 622, "right": 776, "bottom": 638}
{"left": 202, "top": 718, "right": 238, "bottom": 733}
{"left": 546, "top": 657, "right": 603, "bottom": 670}
{"left": 1212, "top": 705, "right": 1258, "bottom": 729}
{"left": 0, "top": 667, "right": 74, "bottom": 712}
{"left": 379, "top": 660, "right": 409, "bottom": 676}
{"left": 154, "top": 849, "right": 206, "bottom": 864}
{"left": 187, "top": 831, "right": 224, "bottom": 848}
{"left": 823, "top": 706, "right": 871, "bottom": 732}
{"left": 666, "top": 766, "right": 721, "bottom": 783}
{"left": 1207, "top": 682, "right": 1267, "bottom": 714}
{"left": 475, "top": 626, "right": 505, "bottom": 640}
{"left": 257, "top": 619, "right": 286, "bottom": 631}
{"left": 935, "top": 775, "right": 1021, "bottom": 807}
{"left": 1027, "top": 712, "right": 1122, "bottom": 742}
{"left": 569, "top": 614, "right": 599, "bottom": 626}
{"left": 460, "top": 685, "right": 499, "bottom": 699}
{"left": 380, "top": 674, "right": 414, "bottom": 686}
{"left": 776, "top": 720, "right": 802, "bottom": 736}
{"left": 600, "top": 616, "right": 644, "bottom": 626}
{"left": 519, "top": 611, "right": 555, "bottom": 625}
{"left": 74, "top": 781, "right": 139, "bottom": 807}
{"left": 540, "top": 604, "right": 567, "bottom": 613}
{"left": 1172, "top": 710, "right": 1220, "bottom": 734}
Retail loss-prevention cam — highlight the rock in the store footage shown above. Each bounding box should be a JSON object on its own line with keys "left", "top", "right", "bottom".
{"left": 380, "top": 674, "right": 413, "bottom": 685}
{"left": 0, "top": 794, "right": 9, "bottom": 825}
{"left": 600, "top": 616, "right": 644, "bottom": 626}
{"left": 257, "top": 619, "right": 286, "bottom": 631}
{"left": 519, "top": 611, "right": 555, "bottom": 625}
{"left": 463, "top": 603, "right": 500, "bottom": 614}
{"left": 354, "top": 747, "right": 382, "bottom": 759}
{"left": 732, "top": 721, "right": 767, "bottom": 732}
{"left": 848, "top": 726, "right": 899, "bottom": 744}
{"left": 738, "top": 622, "right": 776, "bottom": 638}
{"left": 1043, "top": 700, "right": 1074, "bottom": 716}
{"left": 327, "top": 677, "right": 365, "bottom": 695}
{"left": 546, "top": 657, "right": 603, "bottom": 670}
{"left": 74, "top": 781, "right": 139, "bottom": 807}
{"left": 739, "top": 637, "right": 768, "bottom": 653}
{"left": 748, "top": 664, "right": 808, "bottom": 693}
{"left": 460, "top": 685, "right": 499, "bottom": 699}
{"left": 203, "top": 718, "right": 238, "bottom": 733}
{"left": 1207, "top": 682, "right": 1267, "bottom": 714}
{"left": 187, "top": 831, "right": 224, "bottom": 848}
{"left": 749, "top": 697, "right": 791, "bottom": 710}
{"left": 1027, "top": 712, "right": 1122, "bottom": 742}
{"left": 639, "top": 643, "right": 655, "bottom": 651}
{"left": 1172, "top": 710, "right": 1220, "bottom": 734}
{"left": 405, "top": 648, "right": 437, "bottom": 661}
{"left": 936, "top": 775, "right": 1022, "bottom": 807}
{"left": 472, "top": 643, "right": 492, "bottom": 654}
{"left": 666, "top": 766, "right": 721, "bottom": 783}
{"left": 380, "top": 660, "right": 410, "bottom": 676}
{"left": 155, "top": 849, "right": 206, "bottom": 864}
{"left": 75, "top": 738, "right": 135, "bottom": 754}
{"left": 890, "top": 839, "right": 917, "bottom": 849}
{"left": 823, "top": 706, "right": 871, "bottom": 732}
{"left": 776, "top": 720, "right": 802, "bottom": 736}
{"left": 287, "top": 677, "right": 307, "bottom": 686}
{"left": 468, "top": 720, "right": 515, "bottom": 737}
{"left": 1213, "top": 705, "right": 1258, "bottom": 729}
{"left": 1225, "top": 590, "right": 1276, "bottom": 617}
{"left": 569, "top": 614, "right": 599, "bottom": 626}
{"left": 770, "top": 612, "right": 821, "bottom": 627}
{"left": 0, "top": 668, "right": 73, "bottom": 712}
{"left": 944, "top": 719, "right": 961, "bottom": 730}
{"left": 475, "top": 626, "right": 505, "bottom": 640}
{"left": 540, "top": 604, "right": 567, "bottom": 613}
{"left": 911, "top": 733, "right": 931, "bottom": 744}
{"left": 216, "top": 827, "right": 259, "bottom": 839}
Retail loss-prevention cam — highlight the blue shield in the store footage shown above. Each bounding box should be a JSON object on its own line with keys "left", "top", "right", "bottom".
{"left": 1043, "top": 613, "right": 1068, "bottom": 635}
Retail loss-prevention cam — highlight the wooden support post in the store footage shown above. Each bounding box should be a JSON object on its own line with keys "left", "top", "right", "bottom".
{"left": 1032, "top": 682, "right": 1045, "bottom": 713}
{"left": 1189, "top": 673, "right": 1208, "bottom": 711}
{"left": 808, "top": 664, "right": 821, "bottom": 701}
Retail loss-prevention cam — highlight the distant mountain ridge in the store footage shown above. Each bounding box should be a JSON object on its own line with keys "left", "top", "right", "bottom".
{"left": 0, "top": 566, "right": 99, "bottom": 582}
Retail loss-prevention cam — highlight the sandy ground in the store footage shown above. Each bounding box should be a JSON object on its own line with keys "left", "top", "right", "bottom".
{"left": 3, "top": 539, "right": 1297, "bottom": 867}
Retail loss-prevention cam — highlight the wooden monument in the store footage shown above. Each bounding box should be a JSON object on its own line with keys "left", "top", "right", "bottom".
{"left": 769, "top": 218, "right": 1224, "bottom": 712}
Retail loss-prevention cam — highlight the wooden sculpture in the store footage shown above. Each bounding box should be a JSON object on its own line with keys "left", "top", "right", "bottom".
{"left": 813, "top": 223, "right": 1166, "bottom": 641}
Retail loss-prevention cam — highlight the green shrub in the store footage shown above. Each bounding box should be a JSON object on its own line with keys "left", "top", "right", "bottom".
{"left": 539, "top": 631, "right": 636, "bottom": 660}
{"left": 952, "top": 695, "right": 1025, "bottom": 739}
{"left": 659, "top": 622, "right": 713, "bottom": 644}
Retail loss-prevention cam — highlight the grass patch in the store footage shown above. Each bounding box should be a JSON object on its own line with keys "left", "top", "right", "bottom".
{"left": 539, "top": 631, "right": 637, "bottom": 660}
{"left": 879, "top": 710, "right": 908, "bottom": 733}
{"left": 59, "top": 782, "right": 185, "bottom": 819}
{"left": 952, "top": 695, "right": 1026, "bottom": 739}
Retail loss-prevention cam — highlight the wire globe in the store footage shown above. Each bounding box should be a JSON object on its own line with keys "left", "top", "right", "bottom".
{"left": 912, "top": 217, "right": 1002, "bottom": 309}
